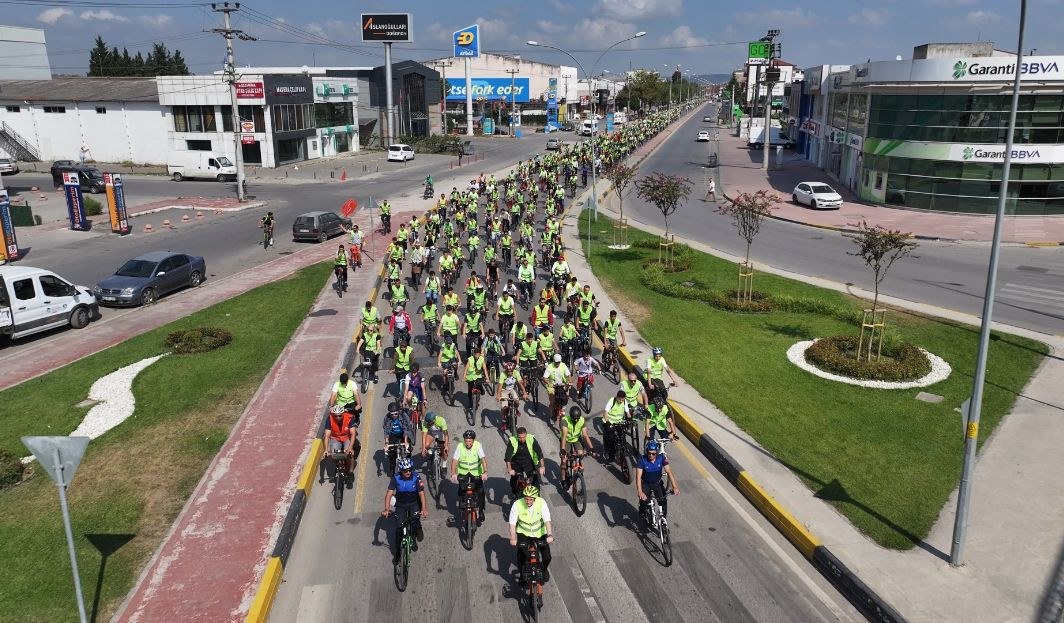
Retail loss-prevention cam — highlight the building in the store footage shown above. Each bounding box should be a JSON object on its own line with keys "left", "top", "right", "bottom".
{"left": 798, "top": 42, "right": 1064, "bottom": 215}
{"left": 0, "top": 26, "right": 50, "bottom": 80}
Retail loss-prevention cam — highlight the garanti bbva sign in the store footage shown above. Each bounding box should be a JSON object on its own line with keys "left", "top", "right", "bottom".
{"left": 851, "top": 56, "right": 1064, "bottom": 83}
{"left": 952, "top": 59, "right": 1061, "bottom": 79}
{"left": 361, "top": 13, "right": 412, "bottom": 42}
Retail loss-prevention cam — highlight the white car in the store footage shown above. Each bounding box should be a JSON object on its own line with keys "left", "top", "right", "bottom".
{"left": 703, "top": 116, "right": 712, "bottom": 122}
{"left": 387, "top": 144, "right": 415, "bottom": 162}
{"left": 0, "top": 157, "right": 19, "bottom": 175}
{"left": 792, "top": 182, "right": 843, "bottom": 209}
{"left": 696, "top": 131, "right": 711, "bottom": 142}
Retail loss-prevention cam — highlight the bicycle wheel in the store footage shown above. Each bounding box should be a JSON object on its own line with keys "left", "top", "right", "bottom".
{"left": 581, "top": 384, "right": 592, "bottom": 414}
{"left": 463, "top": 508, "right": 476, "bottom": 551}
{"left": 660, "top": 520, "right": 673, "bottom": 567}
{"left": 333, "top": 470, "right": 344, "bottom": 510}
{"left": 619, "top": 446, "right": 632, "bottom": 484}
{"left": 572, "top": 470, "right": 586, "bottom": 516}
{"left": 337, "top": 274, "right": 343, "bottom": 298}
{"left": 425, "top": 461, "right": 438, "bottom": 500}
{"left": 445, "top": 377, "right": 455, "bottom": 407}
{"left": 361, "top": 367, "right": 369, "bottom": 394}
{"left": 399, "top": 540, "right": 411, "bottom": 591}
{"left": 506, "top": 404, "right": 517, "bottom": 433}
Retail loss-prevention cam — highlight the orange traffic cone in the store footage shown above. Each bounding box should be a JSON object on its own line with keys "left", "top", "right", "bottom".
{"left": 340, "top": 169, "right": 347, "bottom": 182}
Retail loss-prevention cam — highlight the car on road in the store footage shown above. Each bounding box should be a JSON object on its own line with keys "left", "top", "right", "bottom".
{"left": 703, "top": 116, "right": 712, "bottom": 122}
{"left": 696, "top": 131, "right": 711, "bottom": 142}
{"left": 0, "top": 158, "right": 19, "bottom": 175}
{"left": 545, "top": 138, "right": 561, "bottom": 150}
{"left": 49, "top": 162, "right": 106, "bottom": 193}
{"left": 792, "top": 182, "right": 843, "bottom": 209}
{"left": 387, "top": 144, "right": 415, "bottom": 162}
{"left": 292, "top": 210, "right": 351, "bottom": 243}
{"left": 167, "top": 151, "right": 236, "bottom": 182}
{"left": 1, "top": 265, "right": 98, "bottom": 340}
{"left": 559, "top": 122, "right": 575, "bottom": 132}
{"left": 94, "top": 251, "right": 206, "bottom": 307}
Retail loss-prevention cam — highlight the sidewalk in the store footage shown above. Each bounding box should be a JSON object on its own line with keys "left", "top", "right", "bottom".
{"left": 587, "top": 132, "right": 1064, "bottom": 620}
{"left": 715, "top": 129, "right": 1064, "bottom": 245}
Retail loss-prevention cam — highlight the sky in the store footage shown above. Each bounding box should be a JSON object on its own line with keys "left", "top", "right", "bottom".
{"left": 2, "top": 0, "right": 1063, "bottom": 79}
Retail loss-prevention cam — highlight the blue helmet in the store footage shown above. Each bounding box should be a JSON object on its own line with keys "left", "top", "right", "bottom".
{"left": 424, "top": 411, "right": 437, "bottom": 423}
{"left": 645, "top": 440, "right": 661, "bottom": 453}
{"left": 397, "top": 457, "right": 414, "bottom": 472}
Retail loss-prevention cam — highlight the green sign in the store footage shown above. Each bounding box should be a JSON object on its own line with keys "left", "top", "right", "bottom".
{"left": 748, "top": 41, "right": 770, "bottom": 60}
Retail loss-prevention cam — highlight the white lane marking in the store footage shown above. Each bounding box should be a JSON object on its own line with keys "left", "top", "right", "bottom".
{"left": 295, "top": 583, "right": 335, "bottom": 623}
{"left": 571, "top": 560, "right": 608, "bottom": 623}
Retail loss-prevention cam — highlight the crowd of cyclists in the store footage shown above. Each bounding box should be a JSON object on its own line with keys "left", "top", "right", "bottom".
{"left": 322, "top": 107, "right": 686, "bottom": 596}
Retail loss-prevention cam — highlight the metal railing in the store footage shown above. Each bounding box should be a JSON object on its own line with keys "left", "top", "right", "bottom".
{"left": 0, "top": 121, "right": 40, "bottom": 161}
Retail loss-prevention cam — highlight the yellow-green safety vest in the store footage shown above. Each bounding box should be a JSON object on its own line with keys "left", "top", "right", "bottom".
{"left": 563, "top": 415, "right": 585, "bottom": 444}
{"left": 466, "top": 355, "right": 484, "bottom": 380}
{"left": 509, "top": 434, "right": 540, "bottom": 465}
{"left": 395, "top": 346, "right": 413, "bottom": 370}
{"left": 604, "top": 398, "right": 627, "bottom": 424}
{"left": 646, "top": 357, "right": 666, "bottom": 380}
{"left": 456, "top": 441, "right": 484, "bottom": 476}
{"left": 515, "top": 497, "right": 548, "bottom": 537}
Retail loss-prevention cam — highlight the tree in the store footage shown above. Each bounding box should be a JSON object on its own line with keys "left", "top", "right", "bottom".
{"left": 846, "top": 221, "right": 918, "bottom": 360}
{"left": 716, "top": 189, "right": 780, "bottom": 266}
{"left": 635, "top": 172, "right": 692, "bottom": 265}
{"left": 605, "top": 163, "right": 637, "bottom": 246}
{"left": 84, "top": 35, "right": 190, "bottom": 77}
{"left": 88, "top": 36, "right": 110, "bottom": 77}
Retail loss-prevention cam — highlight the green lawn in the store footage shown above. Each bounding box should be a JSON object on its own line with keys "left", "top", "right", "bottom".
{"left": 580, "top": 212, "right": 1047, "bottom": 549}
{"left": 0, "top": 262, "right": 330, "bottom": 622}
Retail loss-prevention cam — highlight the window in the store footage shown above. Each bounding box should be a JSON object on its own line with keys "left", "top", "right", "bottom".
{"left": 875, "top": 173, "right": 883, "bottom": 190}
{"left": 271, "top": 104, "right": 315, "bottom": 133}
{"left": 157, "top": 257, "right": 175, "bottom": 273}
{"left": 13, "top": 278, "right": 36, "bottom": 301}
{"left": 314, "top": 102, "right": 354, "bottom": 128}
{"left": 95, "top": 107, "right": 107, "bottom": 114}
{"left": 43, "top": 106, "right": 66, "bottom": 113}
{"left": 186, "top": 139, "right": 211, "bottom": 151}
{"left": 39, "top": 275, "right": 70, "bottom": 298}
{"left": 172, "top": 105, "right": 217, "bottom": 133}
{"left": 170, "top": 255, "right": 190, "bottom": 268}
{"left": 5, "top": 105, "right": 19, "bottom": 113}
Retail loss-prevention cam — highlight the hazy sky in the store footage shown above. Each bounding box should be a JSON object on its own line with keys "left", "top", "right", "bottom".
{"left": 2, "top": 0, "right": 1060, "bottom": 78}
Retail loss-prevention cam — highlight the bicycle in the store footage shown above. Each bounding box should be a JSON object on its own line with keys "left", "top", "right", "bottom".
{"left": 458, "top": 474, "right": 480, "bottom": 550}
{"left": 359, "top": 351, "right": 374, "bottom": 394}
{"left": 466, "top": 381, "right": 481, "bottom": 426}
{"left": 441, "top": 362, "right": 457, "bottom": 407}
{"left": 644, "top": 488, "right": 673, "bottom": 567}
{"left": 392, "top": 512, "right": 419, "bottom": 591}
{"left": 380, "top": 213, "right": 392, "bottom": 234}
{"left": 520, "top": 362, "right": 540, "bottom": 407}
{"left": 334, "top": 264, "right": 347, "bottom": 298}
{"left": 603, "top": 421, "right": 632, "bottom": 484}
{"left": 385, "top": 442, "right": 410, "bottom": 477}
{"left": 562, "top": 450, "right": 587, "bottom": 516}
{"left": 423, "top": 440, "right": 445, "bottom": 501}
{"left": 518, "top": 541, "right": 545, "bottom": 620}
{"left": 576, "top": 372, "right": 594, "bottom": 414}
{"left": 423, "top": 320, "right": 438, "bottom": 355}
{"left": 502, "top": 394, "right": 519, "bottom": 433}
{"left": 327, "top": 451, "right": 352, "bottom": 510}
{"left": 601, "top": 343, "right": 620, "bottom": 384}
{"left": 262, "top": 225, "right": 273, "bottom": 250}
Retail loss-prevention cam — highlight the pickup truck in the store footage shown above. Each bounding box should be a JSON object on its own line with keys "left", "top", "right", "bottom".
{"left": 0, "top": 265, "right": 98, "bottom": 341}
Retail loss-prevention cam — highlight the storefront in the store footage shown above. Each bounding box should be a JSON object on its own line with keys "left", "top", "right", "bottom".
{"left": 264, "top": 75, "right": 316, "bottom": 165}
{"left": 313, "top": 77, "right": 359, "bottom": 157}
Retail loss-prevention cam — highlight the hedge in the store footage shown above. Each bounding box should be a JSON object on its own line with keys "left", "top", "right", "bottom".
{"left": 164, "top": 327, "right": 233, "bottom": 354}
{"left": 805, "top": 335, "right": 932, "bottom": 381}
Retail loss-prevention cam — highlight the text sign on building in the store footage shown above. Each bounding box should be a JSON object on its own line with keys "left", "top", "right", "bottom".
{"left": 241, "top": 134, "right": 256, "bottom": 145}
{"left": 852, "top": 56, "right": 1064, "bottom": 84}
{"left": 234, "top": 81, "right": 264, "bottom": 98}
{"left": 0, "top": 189, "right": 18, "bottom": 261}
{"left": 445, "top": 78, "right": 530, "bottom": 102}
{"left": 103, "top": 173, "right": 129, "bottom": 235}
{"left": 453, "top": 24, "right": 479, "bottom": 58}
{"left": 748, "top": 41, "right": 770, "bottom": 65}
{"left": 62, "top": 171, "right": 88, "bottom": 231}
{"left": 361, "top": 13, "right": 412, "bottom": 42}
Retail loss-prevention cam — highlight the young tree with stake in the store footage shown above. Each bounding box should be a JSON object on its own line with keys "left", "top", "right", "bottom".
{"left": 635, "top": 172, "right": 692, "bottom": 254}
{"left": 846, "top": 221, "right": 917, "bottom": 360}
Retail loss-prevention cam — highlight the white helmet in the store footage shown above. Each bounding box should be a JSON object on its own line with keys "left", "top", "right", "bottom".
{"left": 553, "top": 353, "right": 562, "bottom": 363}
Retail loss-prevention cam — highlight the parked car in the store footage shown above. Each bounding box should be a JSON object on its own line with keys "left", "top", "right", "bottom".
{"left": 1, "top": 265, "right": 98, "bottom": 340}
{"left": 292, "top": 211, "right": 351, "bottom": 243}
{"left": 94, "top": 251, "right": 206, "bottom": 307}
{"left": 792, "top": 182, "right": 843, "bottom": 209}
{"left": 50, "top": 163, "right": 106, "bottom": 193}
{"left": 696, "top": 131, "right": 711, "bottom": 142}
{"left": 460, "top": 141, "right": 475, "bottom": 157}
{"left": 545, "top": 138, "right": 561, "bottom": 150}
{"left": 559, "top": 122, "right": 575, "bottom": 132}
{"left": 167, "top": 151, "right": 236, "bottom": 182}
{"left": 387, "top": 144, "right": 415, "bottom": 162}
{"left": 0, "top": 158, "right": 19, "bottom": 175}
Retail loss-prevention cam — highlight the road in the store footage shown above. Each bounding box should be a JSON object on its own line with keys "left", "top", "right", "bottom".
{"left": 623, "top": 102, "right": 1064, "bottom": 337}
{"left": 270, "top": 189, "right": 857, "bottom": 622}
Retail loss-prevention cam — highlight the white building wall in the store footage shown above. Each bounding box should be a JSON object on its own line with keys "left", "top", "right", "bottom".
{"left": 0, "top": 26, "right": 50, "bottom": 80}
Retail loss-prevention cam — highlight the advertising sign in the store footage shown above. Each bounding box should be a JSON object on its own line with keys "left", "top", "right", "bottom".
{"left": 546, "top": 77, "right": 558, "bottom": 127}
{"left": 361, "top": 13, "right": 412, "bottom": 42}
{"left": 234, "top": 81, "right": 264, "bottom": 98}
{"left": 103, "top": 173, "right": 130, "bottom": 235}
{"left": 445, "top": 78, "right": 530, "bottom": 102}
{"left": 453, "top": 24, "right": 479, "bottom": 58}
{"left": 0, "top": 189, "right": 18, "bottom": 262}
{"left": 482, "top": 117, "right": 495, "bottom": 135}
{"left": 605, "top": 113, "right": 614, "bottom": 132}
{"left": 862, "top": 137, "right": 1064, "bottom": 164}
{"left": 748, "top": 41, "right": 770, "bottom": 65}
{"left": 241, "top": 134, "right": 256, "bottom": 145}
{"left": 851, "top": 56, "right": 1064, "bottom": 84}
{"left": 63, "top": 171, "right": 88, "bottom": 231}
{"left": 241, "top": 120, "right": 255, "bottom": 133}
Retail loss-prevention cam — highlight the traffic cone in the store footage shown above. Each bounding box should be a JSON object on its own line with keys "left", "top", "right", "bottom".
{"left": 340, "top": 169, "right": 347, "bottom": 182}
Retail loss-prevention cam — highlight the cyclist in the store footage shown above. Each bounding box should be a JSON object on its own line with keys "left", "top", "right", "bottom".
{"left": 340, "top": 222, "right": 363, "bottom": 267}
{"left": 356, "top": 324, "right": 383, "bottom": 383}
{"left": 464, "top": 345, "right": 489, "bottom": 411}
{"left": 517, "top": 258, "right": 535, "bottom": 304}
{"left": 449, "top": 429, "right": 487, "bottom": 516}
{"left": 388, "top": 277, "right": 408, "bottom": 309}
{"left": 403, "top": 361, "right": 427, "bottom": 415}
{"left": 542, "top": 353, "right": 572, "bottom": 422}
{"left": 601, "top": 390, "right": 631, "bottom": 463}
{"left": 645, "top": 395, "right": 679, "bottom": 441}
{"left": 505, "top": 427, "right": 545, "bottom": 498}
{"left": 437, "top": 334, "right": 462, "bottom": 389}
{"left": 437, "top": 305, "right": 461, "bottom": 343}
{"left": 323, "top": 403, "right": 356, "bottom": 470}
{"left": 558, "top": 317, "right": 578, "bottom": 363}
{"left": 531, "top": 297, "right": 553, "bottom": 335}
{"left": 602, "top": 309, "right": 626, "bottom": 350}
{"left": 645, "top": 347, "right": 680, "bottom": 402}
{"left": 420, "top": 411, "right": 449, "bottom": 461}
{"left": 389, "top": 305, "right": 413, "bottom": 350}
{"left": 500, "top": 230, "right": 514, "bottom": 266}
{"left": 621, "top": 371, "right": 648, "bottom": 415}
{"left": 361, "top": 300, "right": 381, "bottom": 331}
{"left": 409, "top": 239, "right": 426, "bottom": 287}
{"left": 495, "top": 361, "right": 529, "bottom": 432}
{"left": 393, "top": 334, "right": 414, "bottom": 398}
{"left": 517, "top": 330, "right": 541, "bottom": 369}
{"left": 470, "top": 283, "right": 488, "bottom": 315}
{"left": 442, "top": 287, "right": 460, "bottom": 312}
{"left": 636, "top": 440, "right": 679, "bottom": 521}
{"left": 550, "top": 254, "right": 570, "bottom": 284}
{"left": 537, "top": 326, "right": 557, "bottom": 365}
{"left": 328, "top": 369, "right": 362, "bottom": 425}
{"left": 334, "top": 244, "right": 348, "bottom": 291}
{"left": 575, "top": 298, "right": 595, "bottom": 343}
{"left": 382, "top": 401, "right": 414, "bottom": 463}
{"left": 260, "top": 211, "right": 275, "bottom": 246}
{"left": 420, "top": 298, "right": 439, "bottom": 337}
{"left": 572, "top": 350, "right": 601, "bottom": 399}
{"left": 378, "top": 198, "right": 392, "bottom": 232}
{"left": 438, "top": 248, "right": 456, "bottom": 285}
{"left": 559, "top": 405, "right": 593, "bottom": 485}
{"left": 382, "top": 457, "right": 427, "bottom": 563}
{"left": 483, "top": 328, "right": 505, "bottom": 379}
{"left": 495, "top": 288, "right": 517, "bottom": 335}
{"left": 509, "top": 484, "right": 554, "bottom": 585}
{"left": 461, "top": 307, "right": 485, "bottom": 359}
{"left": 423, "top": 269, "right": 441, "bottom": 305}
{"left": 424, "top": 174, "right": 434, "bottom": 195}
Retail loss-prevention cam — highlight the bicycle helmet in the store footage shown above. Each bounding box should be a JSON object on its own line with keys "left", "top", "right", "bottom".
{"left": 424, "top": 411, "right": 437, "bottom": 423}
{"left": 387, "top": 402, "right": 400, "bottom": 414}
{"left": 397, "top": 457, "right": 414, "bottom": 472}
{"left": 651, "top": 347, "right": 663, "bottom": 356}
{"left": 463, "top": 429, "right": 476, "bottom": 440}
{"left": 329, "top": 404, "right": 345, "bottom": 415}
{"left": 394, "top": 305, "right": 404, "bottom": 312}
{"left": 645, "top": 440, "right": 661, "bottom": 453}
{"left": 504, "top": 361, "right": 516, "bottom": 372}
{"left": 523, "top": 484, "right": 540, "bottom": 498}
{"left": 553, "top": 353, "right": 562, "bottom": 363}
{"left": 445, "top": 335, "right": 454, "bottom": 344}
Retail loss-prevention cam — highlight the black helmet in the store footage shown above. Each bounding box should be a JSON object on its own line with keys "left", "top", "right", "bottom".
{"left": 388, "top": 402, "right": 400, "bottom": 414}
{"left": 463, "top": 429, "right": 476, "bottom": 440}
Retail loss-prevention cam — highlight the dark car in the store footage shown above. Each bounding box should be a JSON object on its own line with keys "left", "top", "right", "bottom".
{"left": 560, "top": 122, "right": 575, "bottom": 132}
{"left": 292, "top": 210, "right": 351, "bottom": 243}
{"left": 50, "top": 162, "right": 105, "bottom": 193}
{"left": 94, "top": 251, "right": 206, "bottom": 306}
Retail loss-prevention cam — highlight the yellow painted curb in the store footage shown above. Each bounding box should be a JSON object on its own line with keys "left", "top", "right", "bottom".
{"left": 737, "top": 471, "right": 821, "bottom": 560}
{"left": 1026, "top": 241, "right": 1062, "bottom": 247}
{"left": 617, "top": 347, "right": 637, "bottom": 372}
{"left": 669, "top": 401, "right": 706, "bottom": 440}
{"left": 245, "top": 556, "right": 283, "bottom": 623}
{"left": 296, "top": 438, "right": 323, "bottom": 493}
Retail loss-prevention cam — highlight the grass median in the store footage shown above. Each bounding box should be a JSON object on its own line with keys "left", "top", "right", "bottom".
{"left": 579, "top": 211, "right": 1047, "bottom": 549}
{"left": 0, "top": 262, "right": 330, "bottom": 622}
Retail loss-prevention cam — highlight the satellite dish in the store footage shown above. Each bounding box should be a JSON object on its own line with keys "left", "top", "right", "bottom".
{"left": 896, "top": 55, "right": 903, "bottom": 61}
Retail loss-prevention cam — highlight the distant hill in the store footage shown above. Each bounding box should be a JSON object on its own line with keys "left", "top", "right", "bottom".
{"left": 693, "top": 73, "right": 731, "bottom": 84}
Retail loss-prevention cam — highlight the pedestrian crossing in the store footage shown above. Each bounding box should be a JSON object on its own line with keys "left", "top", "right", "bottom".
{"left": 998, "top": 266, "right": 1064, "bottom": 320}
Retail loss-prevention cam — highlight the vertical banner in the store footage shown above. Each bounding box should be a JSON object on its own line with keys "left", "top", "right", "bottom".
{"left": 103, "top": 173, "right": 130, "bottom": 235}
{"left": 63, "top": 171, "right": 88, "bottom": 231}
{"left": 0, "top": 189, "right": 18, "bottom": 262}
{"left": 546, "top": 77, "right": 558, "bottom": 128}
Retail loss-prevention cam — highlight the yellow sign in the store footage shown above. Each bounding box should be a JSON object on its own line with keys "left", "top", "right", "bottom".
{"left": 559, "top": 103, "right": 567, "bottom": 121}
{"left": 456, "top": 31, "right": 474, "bottom": 46}
{"left": 966, "top": 421, "right": 979, "bottom": 439}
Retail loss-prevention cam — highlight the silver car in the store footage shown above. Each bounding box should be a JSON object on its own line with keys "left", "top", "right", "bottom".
{"left": 0, "top": 158, "right": 19, "bottom": 175}
{"left": 545, "top": 138, "right": 561, "bottom": 150}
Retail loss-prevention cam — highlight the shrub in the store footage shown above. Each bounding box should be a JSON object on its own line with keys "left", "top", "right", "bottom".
{"left": 805, "top": 335, "right": 931, "bottom": 381}
{"left": 0, "top": 450, "right": 24, "bottom": 489}
{"left": 164, "top": 326, "right": 233, "bottom": 354}
{"left": 395, "top": 134, "right": 462, "bottom": 155}
{"left": 83, "top": 196, "right": 103, "bottom": 217}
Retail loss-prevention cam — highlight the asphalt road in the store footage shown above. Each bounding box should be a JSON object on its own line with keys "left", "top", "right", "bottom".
{"left": 269, "top": 194, "right": 857, "bottom": 622}
{"left": 623, "top": 103, "right": 1064, "bottom": 337}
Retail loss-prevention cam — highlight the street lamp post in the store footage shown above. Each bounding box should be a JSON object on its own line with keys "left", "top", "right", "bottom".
{"left": 528, "top": 31, "right": 646, "bottom": 259}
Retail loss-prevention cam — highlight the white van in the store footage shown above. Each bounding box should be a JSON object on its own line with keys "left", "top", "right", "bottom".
{"left": 580, "top": 119, "right": 599, "bottom": 136}
{"left": 167, "top": 151, "right": 237, "bottom": 182}
{"left": 0, "top": 266, "right": 98, "bottom": 340}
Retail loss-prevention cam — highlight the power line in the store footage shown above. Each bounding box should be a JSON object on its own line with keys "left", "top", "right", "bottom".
{"left": 0, "top": 1, "right": 209, "bottom": 7}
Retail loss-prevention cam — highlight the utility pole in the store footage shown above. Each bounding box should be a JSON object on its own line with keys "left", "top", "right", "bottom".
{"left": 211, "top": 2, "right": 254, "bottom": 201}
{"left": 464, "top": 57, "right": 473, "bottom": 136}
{"left": 506, "top": 68, "right": 519, "bottom": 136}
{"left": 384, "top": 42, "right": 396, "bottom": 147}
{"left": 431, "top": 60, "right": 453, "bottom": 134}
{"left": 761, "top": 29, "right": 780, "bottom": 173}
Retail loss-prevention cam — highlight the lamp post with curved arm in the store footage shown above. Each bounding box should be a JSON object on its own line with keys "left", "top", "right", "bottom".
{"left": 528, "top": 32, "right": 646, "bottom": 258}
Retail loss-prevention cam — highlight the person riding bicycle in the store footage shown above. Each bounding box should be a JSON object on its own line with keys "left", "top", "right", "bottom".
{"left": 382, "top": 457, "right": 427, "bottom": 563}
{"left": 450, "top": 429, "right": 487, "bottom": 516}
{"left": 558, "top": 318, "right": 578, "bottom": 362}
{"left": 328, "top": 369, "right": 363, "bottom": 426}
{"left": 461, "top": 307, "right": 484, "bottom": 360}
{"left": 382, "top": 401, "right": 414, "bottom": 460}
{"left": 378, "top": 199, "right": 392, "bottom": 232}
{"left": 483, "top": 328, "right": 505, "bottom": 375}
{"left": 323, "top": 403, "right": 356, "bottom": 468}
{"left": 424, "top": 175, "right": 434, "bottom": 194}
{"left": 389, "top": 305, "right": 413, "bottom": 350}
{"left": 420, "top": 411, "right": 449, "bottom": 461}
{"left": 423, "top": 269, "right": 441, "bottom": 305}
{"left": 403, "top": 361, "right": 427, "bottom": 415}
{"left": 505, "top": 427, "right": 545, "bottom": 498}
{"left": 361, "top": 300, "right": 381, "bottom": 331}
{"left": 495, "top": 289, "right": 517, "bottom": 334}
{"left": 437, "top": 305, "right": 461, "bottom": 343}
{"left": 442, "top": 287, "right": 460, "bottom": 312}
{"left": 392, "top": 333, "right": 415, "bottom": 396}
{"left": 495, "top": 361, "right": 529, "bottom": 432}
{"left": 621, "top": 371, "right": 648, "bottom": 415}
{"left": 532, "top": 298, "right": 553, "bottom": 335}
{"left": 517, "top": 258, "right": 535, "bottom": 303}
{"left": 560, "top": 405, "right": 594, "bottom": 484}
{"left": 356, "top": 325, "right": 383, "bottom": 383}
{"left": 636, "top": 440, "right": 679, "bottom": 521}
{"left": 550, "top": 255, "right": 570, "bottom": 284}
{"left": 437, "top": 334, "right": 462, "bottom": 383}
{"left": 572, "top": 350, "right": 601, "bottom": 397}
{"left": 575, "top": 298, "right": 595, "bottom": 340}
{"left": 340, "top": 222, "right": 363, "bottom": 266}
{"left": 260, "top": 211, "right": 275, "bottom": 246}
{"left": 420, "top": 298, "right": 439, "bottom": 335}
{"left": 645, "top": 394, "right": 680, "bottom": 441}
{"left": 509, "top": 484, "right": 554, "bottom": 585}
{"left": 645, "top": 347, "right": 680, "bottom": 403}
{"left": 464, "top": 346, "right": 489, "bottom": 410}
{"left": 334, "top": 244, "right": 348, "bottom": 291}
{"left": 601, "top": 390, "right": 631, "bottom": 462}
{"left": 542, "top": 354, "right": 572, "bottom": 421}
{"left": 602, "top": 309, "right": 627, "bottom": 352}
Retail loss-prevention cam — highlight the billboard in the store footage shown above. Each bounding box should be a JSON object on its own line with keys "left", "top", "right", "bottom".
{"left": 0, "top": 189, "right": 17, "bottom": 262}
{"left": 748, "top": 41, "right": 770, "bottom": 65}
{"left": 546, "top": 77, "right": 558, "bottom": 127}
{"left": 361, "top": 13, "right": 412, "bottom": 42}
{"left": 453, "top": 24, "right": 479, "bottom": 58}
{"left": 63, "top": 171, "right": 88, "bottom": 231}
{"left": 234, "top": 81, "right": 264, "bottom": 99}
{"left": 445, "top": 78, "right": 530, "bottom": 102}
{"left": 103, "top": 173, "right": 130, "bottom": 235}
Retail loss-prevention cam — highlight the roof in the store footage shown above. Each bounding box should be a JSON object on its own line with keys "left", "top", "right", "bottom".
{"left": 0, "top": 265, "right": 52, "bottom": 280}
{"left": 131, "top": 251, "right": 179, "bottom": 262}
{"left": 0, "top": 77, "right": 159, "bottom": 103}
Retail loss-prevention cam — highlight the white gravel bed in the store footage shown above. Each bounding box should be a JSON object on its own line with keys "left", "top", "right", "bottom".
{"left": 786, "top": 339, "right": 951, "bottom": 389}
